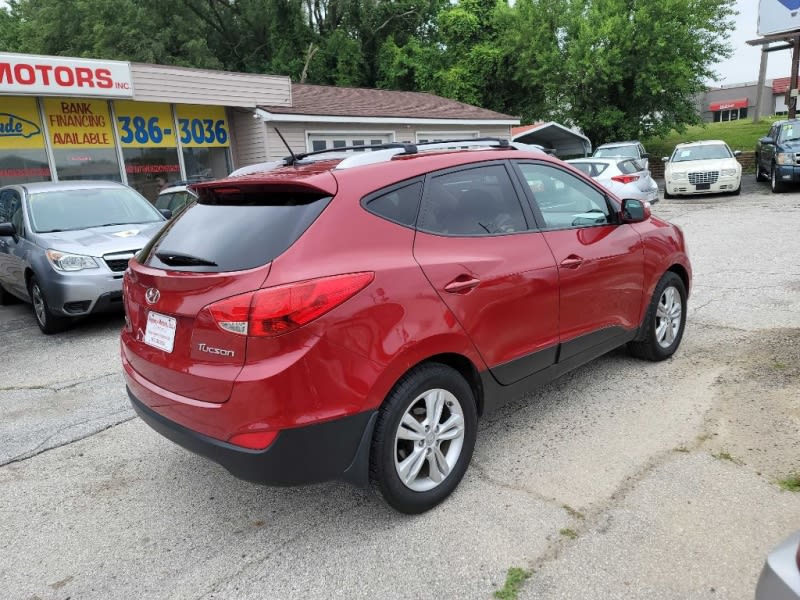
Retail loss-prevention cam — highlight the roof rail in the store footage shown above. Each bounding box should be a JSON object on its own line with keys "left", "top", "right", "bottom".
{"left": 336, "top": 137, "right": 514, "bottom": 170}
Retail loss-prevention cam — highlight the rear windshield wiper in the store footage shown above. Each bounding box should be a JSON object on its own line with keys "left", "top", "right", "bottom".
{"left": 155, "top": 252, "right": 218, "bottom": 267}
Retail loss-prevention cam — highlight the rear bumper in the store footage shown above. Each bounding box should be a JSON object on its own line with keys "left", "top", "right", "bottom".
{"left": 128, "top": 386, "right": 377, "bottom": 487}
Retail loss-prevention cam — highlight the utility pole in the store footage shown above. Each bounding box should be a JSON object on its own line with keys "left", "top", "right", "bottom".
{"left": 789, "top": 36, "right": 800, "bottom": 119}
{"left": 754, "top": 48, "right": 768, "bottom": 122}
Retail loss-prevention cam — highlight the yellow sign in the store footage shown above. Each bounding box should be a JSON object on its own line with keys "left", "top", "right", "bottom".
{"left": 43, "top": 98, "right": 115, "bottom": 148}
{"left": 174, "top": 104, "right": 230, "bottom": 148}
{"left": 114, "top": 101, "right": 177, "bottom": 148}
{"left": 0, "top": 97, "right": 46, "bottom": 150}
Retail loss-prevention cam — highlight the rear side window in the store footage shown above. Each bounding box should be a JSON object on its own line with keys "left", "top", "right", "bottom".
{"left": 571, "top": 162, "right": 608, "bottom": 177}
{"left": 140, "top": 187, "right": 331, "bottom": 272}
{"left": 363, "top": 181, "right": 422, "bottom": 227}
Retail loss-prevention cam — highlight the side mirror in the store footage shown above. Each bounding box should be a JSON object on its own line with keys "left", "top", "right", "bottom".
{"left": 159, "top": 209, "right": 173, "bottom": 219}
{"left": 0, "top": 222, "right": 15, "bottom": 237}
{"left": 759, "top": 136, "right": 774, "bottom": 145}
{"left": 642, "top": 152, "right": 650, "bottom": 159}
{"left": 620, "top": 199, "right": 650, "bottom": 223}
{"left": 661, "top": 156, "right": 669, "bottom": 163}
{"left": 733, "top": 150, "right": 742, "bottom": 156}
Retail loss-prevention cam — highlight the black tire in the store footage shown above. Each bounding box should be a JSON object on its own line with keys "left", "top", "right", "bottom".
{"left": 369, "top": 363, "right": 478, "bottom": 514}
{"left": 730, "top": 184, "right": 741, "bottom": 196}
{"left": 771, "top": 164, "right": 785, "bottom": 193}
{"left": 628, "top": 271, "right": 687, "bottom": 362}
{"left": 663, "top": 189, "right": 673, "bottom": 200}
{"left": 28, "top": 275, "right": 70, "bottom": 334}
{"left": 755, "top": 161, "right": 767, "bottom": 182}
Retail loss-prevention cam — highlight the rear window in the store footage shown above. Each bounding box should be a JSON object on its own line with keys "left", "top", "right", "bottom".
{"left": 139, "top": 187, "right": 331, "bottom": 272}
{"left": 570, "top": 162, "right": 608, "bottom": 177}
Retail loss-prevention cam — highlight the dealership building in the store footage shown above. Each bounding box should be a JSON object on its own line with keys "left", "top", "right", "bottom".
{"left": 0, "top": 52, "right": 518, "bottom": 200}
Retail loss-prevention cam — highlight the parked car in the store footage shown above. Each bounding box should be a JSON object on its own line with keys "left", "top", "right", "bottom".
{"left": 755, "top": 530, "right": 800, "bottom": 599}
{"left": 593, "top": 141, "right": 650, "bottom": 170}
{"left": 0, "top": 181, "right": 166, "bottom": 333}
{"left": 566, "top": 157, "right": 659, "bottom": 204}
{"left": 154, "top": 183, "right": 198, "bottom": 217}
{"left": 662, "top": 140, "right": 742, "bottom": 198}
{"left": 121, "top": 139, "right": 691, "bottom": 514}
{"left": 755, "top": 119, "right": 800, "bottom": 193}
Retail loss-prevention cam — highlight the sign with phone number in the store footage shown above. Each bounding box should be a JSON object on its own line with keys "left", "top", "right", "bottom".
{"left": 113, "top": 102, "right": 230, "bottom": 148}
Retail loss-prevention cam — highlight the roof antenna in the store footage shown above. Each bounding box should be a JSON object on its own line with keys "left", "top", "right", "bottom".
{"left": 274, "top": 127, "right": 299, "bottom": 165}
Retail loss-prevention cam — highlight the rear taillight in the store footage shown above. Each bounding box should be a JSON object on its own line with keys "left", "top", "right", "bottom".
{"left": 611, "top": 174, "right": 640, "bottom": 184}
{"left": 206, "top": 272, "right": 374, "bottom": 337}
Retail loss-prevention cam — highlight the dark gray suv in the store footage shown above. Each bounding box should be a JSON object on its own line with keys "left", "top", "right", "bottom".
{"left": 0, "top": 181, "right": 165, "bottom": 333}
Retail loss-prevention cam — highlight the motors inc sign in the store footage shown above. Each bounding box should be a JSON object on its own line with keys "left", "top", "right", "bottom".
{"left": 0, "top": 53, "right": 133, "bottom": 98}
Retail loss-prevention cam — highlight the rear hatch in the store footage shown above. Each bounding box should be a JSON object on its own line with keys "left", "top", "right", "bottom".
{"left": 123, "top": 175, "right": 337, "bottom": 403}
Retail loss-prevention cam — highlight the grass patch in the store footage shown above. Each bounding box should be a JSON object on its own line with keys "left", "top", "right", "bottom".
{"left": 773, "top": 362, "right": 787, "bottom": 370}
{"left": 642, "top": 116, "right": 783, "bottom": 158}
{"left": 777, "top": 474, "right": 800, "bottom": 492}
{"left": 494, "top": 567, "right": 532, "bottom": 600}
{"left": 559, "top": 527, "right": 578, "bottom": 539}
{"left": 562, "top": 504, "right": 585, "bottom": 520}
{"left": 713, "top": 450, "right": 743, "bottom": 465}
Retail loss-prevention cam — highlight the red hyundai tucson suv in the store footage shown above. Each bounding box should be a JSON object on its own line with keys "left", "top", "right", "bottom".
{"left": 121, "top": 139, "right": 691, "bottom": 514}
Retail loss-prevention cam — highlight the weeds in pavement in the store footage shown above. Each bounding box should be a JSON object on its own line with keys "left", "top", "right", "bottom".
{"left": 494, "top": 567, "right": 532, "bottom": 600}
{"left": 713, "top": 450, "right": 743, "bottom": 465}
{"left": 673, "top": 446, "right": 690, "bottom": 453}
{"left": 562, "top": 504, "right": 585, "bottom": 520}
{"left": 559, "top": 528, "right": 578, "bottom": 540}
{"left": 777, "top": 474, "right": 800, "bottom": 492}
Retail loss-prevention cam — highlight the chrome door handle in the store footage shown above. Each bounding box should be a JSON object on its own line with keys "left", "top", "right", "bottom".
{"left": 560, "top": 256, "right": 584, "bottom": 269}
{"left": 444, "top": 276, "right": 481, "bottom": 294}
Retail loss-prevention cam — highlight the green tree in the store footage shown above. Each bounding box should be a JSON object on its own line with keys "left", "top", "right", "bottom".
{"left": 557, "top": 0, "right": 735, "bottom": 144}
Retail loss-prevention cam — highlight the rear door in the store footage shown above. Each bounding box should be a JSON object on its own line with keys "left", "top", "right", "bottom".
{"left": 412, "top": 162, "right": 560, "bottom": 385}
{"left": 123, "top": 180, "right": 335, "bottom": 402}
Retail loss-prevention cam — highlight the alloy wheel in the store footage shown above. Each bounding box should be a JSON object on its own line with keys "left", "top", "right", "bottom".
{"left": 393, "top": 388, "right": 465, "bottom": 492}
{"left": 655, "top": 285, "right": 682, "bottom": 348}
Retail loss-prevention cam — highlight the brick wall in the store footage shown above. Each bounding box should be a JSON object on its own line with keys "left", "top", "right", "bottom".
{"left": 649, "top": 151, "right": 756, "bottom": 179}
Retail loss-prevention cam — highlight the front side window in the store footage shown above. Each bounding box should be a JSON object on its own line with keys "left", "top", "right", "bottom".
{"left": 418, "top": 164, "right": 528, "bottom": 236}
{"left": 517, "top": 162, "right": 612, "bottom": 230}
{"left": 0, "top": 189, "right": 21, "bottom": 223}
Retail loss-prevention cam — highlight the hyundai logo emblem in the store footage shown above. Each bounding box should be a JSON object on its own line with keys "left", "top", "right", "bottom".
{"left": 145, "top": 288, "right": 160, "bottom": 305}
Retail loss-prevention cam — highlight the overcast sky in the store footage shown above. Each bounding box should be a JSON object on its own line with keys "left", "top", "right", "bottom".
{"left": 711, "top": 0, "right": 793, "bottom": 85}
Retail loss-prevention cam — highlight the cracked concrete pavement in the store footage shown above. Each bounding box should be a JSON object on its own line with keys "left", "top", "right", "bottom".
{"left": 0, "top": 178, "right": 798, "bottom": 599}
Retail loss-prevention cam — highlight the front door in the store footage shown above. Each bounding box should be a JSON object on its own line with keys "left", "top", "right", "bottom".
{"left": 513, "top": 161, "right": 645, "bottom": 362}
{"left": 0, "top": 188, "right": 28, "bottom": 298}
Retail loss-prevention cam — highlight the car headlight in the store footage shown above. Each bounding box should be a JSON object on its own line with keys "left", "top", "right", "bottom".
{"left": 46, "top": 249, "right": 99, "bottom": 271}
{"left": 670, "top": 171, "right": 686, "bottom": 180}
{"left": 720, "top": 168, "right": 738, "bottom": 177}
{"left": 776, "top": 153, "right": 795, "bottom": 165}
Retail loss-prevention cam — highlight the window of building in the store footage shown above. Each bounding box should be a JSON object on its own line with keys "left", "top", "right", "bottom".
{"left": 306, "top": 133, "right": 393, "bottom": 153}
{"left": 416, "top": 131, "right": 479, "bottom": 144}
{"left": 175, "top": 105, "right": 232, "bottom": 182}
{"left": 0, "top": 98, "right": 51, "bottom": 186}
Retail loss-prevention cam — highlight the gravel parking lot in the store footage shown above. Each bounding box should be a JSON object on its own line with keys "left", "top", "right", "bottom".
{"left": 1, "top": 178, "right": 798, "bottom": 600}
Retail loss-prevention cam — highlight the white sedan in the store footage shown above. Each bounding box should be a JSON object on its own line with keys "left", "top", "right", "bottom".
{"left": 566, "top": 157, "right": 659, "bottom": 204}
{"left": 663, "top": 140, "right": 742, "bottom": 198}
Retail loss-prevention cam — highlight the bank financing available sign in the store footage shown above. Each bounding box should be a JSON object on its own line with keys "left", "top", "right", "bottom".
{"left": 759, "top": 0, "right": 800, "bottom": 35}
{"left": 0, "top": 52, "right": 133, "bottom": 98}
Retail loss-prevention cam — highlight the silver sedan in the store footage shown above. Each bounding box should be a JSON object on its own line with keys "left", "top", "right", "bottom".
{"left": 567, "top": 157, "right": 659, "bottom": 204}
